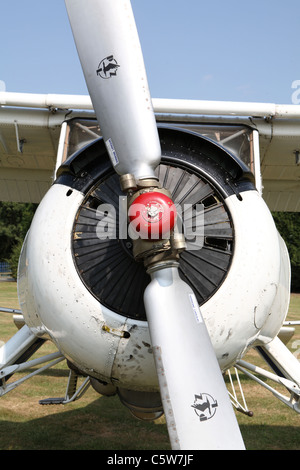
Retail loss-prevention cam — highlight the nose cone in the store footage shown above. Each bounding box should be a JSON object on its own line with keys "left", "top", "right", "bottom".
{"left": 129, "top": 191, "right": 176, "bottom": 240}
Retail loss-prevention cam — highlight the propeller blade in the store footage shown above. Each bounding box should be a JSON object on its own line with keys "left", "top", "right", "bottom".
{"left": 144, "top": 264, "right": 245, "bottom": 450}
{"left": 65, "top": 0, "right": 161, "bottom": 180}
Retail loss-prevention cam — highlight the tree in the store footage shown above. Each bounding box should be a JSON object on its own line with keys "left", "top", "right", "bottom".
{"left": 272, "top": 212, "right": 300, "bottom": 292}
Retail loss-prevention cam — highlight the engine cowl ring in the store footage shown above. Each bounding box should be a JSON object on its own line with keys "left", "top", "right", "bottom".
{"left": 68, "top": 128, "right": 253, "bottom": 321}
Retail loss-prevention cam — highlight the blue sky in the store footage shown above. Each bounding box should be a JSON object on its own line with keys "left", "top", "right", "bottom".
{"left": 1, "top": 0, "right": 299, "bottom": 103}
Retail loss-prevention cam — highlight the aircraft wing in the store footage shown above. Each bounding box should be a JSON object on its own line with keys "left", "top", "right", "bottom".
{"left": 255, "top": 116, "right": 300, "bottom": 212}
{"left": 0, "top": 105, "right": 66, "bottom": 203}
{"left": 0, "top": 92, "right": 299, "bottom": 211}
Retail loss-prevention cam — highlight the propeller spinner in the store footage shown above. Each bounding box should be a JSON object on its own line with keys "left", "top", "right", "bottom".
{"left": 65, "top": 0, "right": 245, "bottom": 449}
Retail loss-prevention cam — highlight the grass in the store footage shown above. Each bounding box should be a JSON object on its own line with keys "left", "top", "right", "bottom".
{"left": 0, "top": 281, "right": 299, "bottom": 450}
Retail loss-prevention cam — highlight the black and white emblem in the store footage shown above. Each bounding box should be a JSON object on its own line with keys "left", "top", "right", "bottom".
{"left": 96, "top": 55, "right": 120, "bottom": 79}
{"left": 191, "top": 393, "right": 218, "bottom": 422}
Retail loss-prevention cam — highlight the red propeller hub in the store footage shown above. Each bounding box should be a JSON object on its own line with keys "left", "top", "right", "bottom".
{"left": 129, "top": 191, "right": 176, "bottom": 240}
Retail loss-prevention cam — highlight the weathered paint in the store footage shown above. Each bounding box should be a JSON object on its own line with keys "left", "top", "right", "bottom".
{"left": 18, "top": 183, "right": 290, "bottom": 390}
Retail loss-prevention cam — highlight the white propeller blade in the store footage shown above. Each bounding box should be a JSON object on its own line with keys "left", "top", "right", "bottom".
{"left": 65, "top": 0, "right": 161, "bottom": 180}
{"left": 65, "top": 0, "right": 245, "bottom": 450}
{"left": 144, "top": 265, "right": 245, "bottom": 450}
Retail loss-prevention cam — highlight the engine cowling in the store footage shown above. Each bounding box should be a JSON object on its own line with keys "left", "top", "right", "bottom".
{"left": 18, "top": 127, "right": 290, "bottom": 399}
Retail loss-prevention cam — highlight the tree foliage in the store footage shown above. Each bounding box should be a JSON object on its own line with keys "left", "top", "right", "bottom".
{"left": 272, "top": 212, "right": 300, "bottom": 292}
{"left": 0, "top": 202, "right": 299, "bottom": 291}
{"left": 0, "top": 202, "right": 37, "bottom": 278}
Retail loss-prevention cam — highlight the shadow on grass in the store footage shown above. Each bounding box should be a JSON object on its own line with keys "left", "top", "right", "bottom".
{"left": 0, "top": 394, "right": 171, "bottom": 450}
{"left": 239, "top": 423, "right": 300, "bottom": 450}
{"left": 0, "top": 392, "right": 299, "bottom": 450}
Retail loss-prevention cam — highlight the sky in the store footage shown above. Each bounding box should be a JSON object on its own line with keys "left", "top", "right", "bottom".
{"left": 1, "top": 0, "right": 299, "bottom": 104}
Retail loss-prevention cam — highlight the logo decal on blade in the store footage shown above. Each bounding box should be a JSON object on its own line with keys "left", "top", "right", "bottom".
{"left": 191, "top": 393, "right": 218, "bottom": 421}
{"left": 96, "top": 55, "right": 120, "bottom": 79}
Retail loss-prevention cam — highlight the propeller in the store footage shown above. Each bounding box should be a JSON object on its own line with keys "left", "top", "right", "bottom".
{"left": 65, "top": 0, "right": 245, "bottom": 450}
{"left": 65, "top": 0, "right": 160, "bottom": 181}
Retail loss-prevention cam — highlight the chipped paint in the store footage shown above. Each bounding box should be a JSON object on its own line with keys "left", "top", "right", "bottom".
{"left": 254, "top": 283, "right": 278, "bottom": 330}
{"left": 102, "top": 324, "right": 130, "bottom": 339}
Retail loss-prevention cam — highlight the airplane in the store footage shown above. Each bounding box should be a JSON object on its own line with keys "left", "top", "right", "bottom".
{"left": 0, "top": 0, "right": 300, "bottom": 450}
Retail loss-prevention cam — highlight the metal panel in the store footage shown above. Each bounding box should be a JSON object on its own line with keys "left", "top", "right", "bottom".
{"left": 0, "top": 108, "right": 66, "bottom": 203}
{"left": 0, "top": 99, "right": 299, "bottom": 210}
